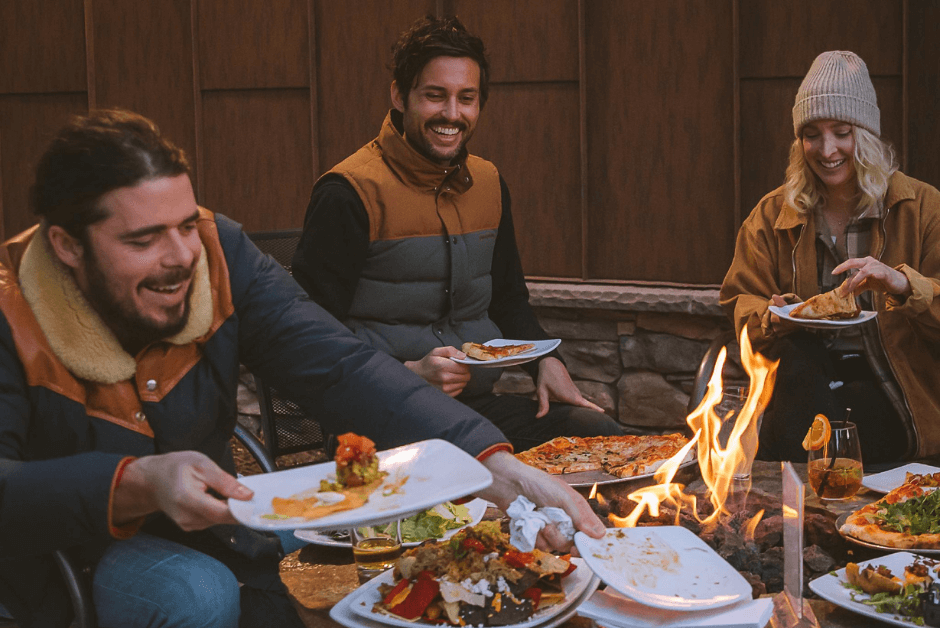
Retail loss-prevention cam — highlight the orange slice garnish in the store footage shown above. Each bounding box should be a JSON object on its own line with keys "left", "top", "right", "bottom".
{"left": 802, "top": 414, "right": 831, "bottom": 451}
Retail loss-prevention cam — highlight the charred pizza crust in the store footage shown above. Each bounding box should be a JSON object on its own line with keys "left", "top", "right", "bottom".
{"left": 841, "top": 472, "right": 940, "bottom": 549}
{"left": 516, "top": 433, "right": 690, "bottom": 478}
{"left": 461, "top": 342, "right": 536, "bottom": 361}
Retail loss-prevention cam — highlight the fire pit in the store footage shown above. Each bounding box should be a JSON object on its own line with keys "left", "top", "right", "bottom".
{"left": 588, "top": 471, "right": 857, "bottom": 598}
{"left": 579, "top": 329, "right": 876, "bottom": 600}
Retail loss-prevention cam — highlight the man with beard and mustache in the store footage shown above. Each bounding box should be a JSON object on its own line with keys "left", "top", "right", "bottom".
{"left": 292, "top": 16, "right": 627, "bottom": 453}
{"left": 0, "top": 109, "right": 608, "bottom": 627}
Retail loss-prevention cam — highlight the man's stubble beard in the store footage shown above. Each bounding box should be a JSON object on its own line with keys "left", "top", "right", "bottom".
{"left": 82, "top": 247, "right": 194, "bottom": 355}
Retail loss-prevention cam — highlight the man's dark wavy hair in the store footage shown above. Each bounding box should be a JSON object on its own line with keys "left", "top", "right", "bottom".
{"left": 31, "top": 108, "right": 191, "bottom": 241}
{"left": 391, "top": 15, "right": 490, "bottom": 107}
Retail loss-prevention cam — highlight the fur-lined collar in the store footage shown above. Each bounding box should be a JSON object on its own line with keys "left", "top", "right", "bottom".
{"left": 17, "top": 231, "right": 213, "bottom": 384}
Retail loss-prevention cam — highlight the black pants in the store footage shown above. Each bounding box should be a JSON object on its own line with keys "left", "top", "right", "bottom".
{"left": 459, "top": 393, "right": 630, "bottom": 452}
{"left": 757, "top": 332, "right": 908, "bottom": 464}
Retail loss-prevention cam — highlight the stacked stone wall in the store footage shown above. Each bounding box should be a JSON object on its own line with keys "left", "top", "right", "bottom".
{"left": 492, "top": 283, "right": 747, "bottom": 431}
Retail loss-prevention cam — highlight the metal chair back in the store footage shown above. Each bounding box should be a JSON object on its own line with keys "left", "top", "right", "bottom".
{"left": 246, "top": 229, "right": 333, "bottom": 466}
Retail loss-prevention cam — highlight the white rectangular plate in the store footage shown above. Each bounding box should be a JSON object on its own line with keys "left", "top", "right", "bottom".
{"left": 347, "top": 557, "right": 595, "bottom": 628}
{"left": 229, "top": 439, "right": 492, "bottom": 531}
{"left": 450, "top": 338, "right": 561, "bottom": 367}
{"left": 768, "top": 303, "right": 877, "bottom": 329}
{"left": 574, "top": 527, "right": 752, "bottom": 611}
{"left": 809, "top": 551, "right": 924, "bottom": 627}
{"left": 862, "top": 463, "right": 940, "bottom": 493}
{"left": 330, "top": 568, "right": 599, "bottom": 628}
{"left": 577, "top": 588, "right": 773, "bottom": 628}
{"left": 293, "top": 498, "right": 488, "bottom": 547}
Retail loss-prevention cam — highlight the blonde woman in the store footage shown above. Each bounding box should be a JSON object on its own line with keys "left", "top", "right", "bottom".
{"left": 720, "top": 51, "right": 940, "bottom": 463}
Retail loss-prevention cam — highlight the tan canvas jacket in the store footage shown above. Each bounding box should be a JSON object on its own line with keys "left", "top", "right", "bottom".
{"left": 720, "top": 172, "right": 940, "bottom": 458}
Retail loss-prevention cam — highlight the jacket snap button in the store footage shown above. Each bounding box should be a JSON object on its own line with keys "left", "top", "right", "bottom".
{"left": 451, "top": 237, "right": 457, "bottom": 244}
{"left": 146, "top": 379, "right": 157, "bottom": 391}
{"left": 230, "top": 536, "right": 237, "bottom": 545}
{"left": 134, "top": 411, "right": 146, "bottom": 422}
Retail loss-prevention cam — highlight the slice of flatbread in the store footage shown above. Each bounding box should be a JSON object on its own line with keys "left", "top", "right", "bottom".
{"left": 461, "top": 342, "right": 535, "bottom": 361}
{"left": 790, "top": 285, "right": 861, "bottom": 320}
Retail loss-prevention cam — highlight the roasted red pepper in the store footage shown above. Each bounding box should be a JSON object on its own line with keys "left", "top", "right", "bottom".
{"left": 522, "top": 587, "right": 542, "bottom": 610}
{"left": 388, "top": 570, "right": 440, "bottom": 620}
{"left": 381, "top": 578, "right": 410, "bottom": 606}
{"left": 462, "top": 537, "right": 488, "bottom": 553}
{"left": 503, "top": 550, "right": 534, "bottom": 569}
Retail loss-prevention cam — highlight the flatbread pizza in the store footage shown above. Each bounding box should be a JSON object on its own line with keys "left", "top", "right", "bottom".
{"left": 460, "top": 341, "right": 536, "bottom": 361}
{"left": 516, "top": 433, "right": 689, "bottom": 478}
{"left": 841, "top": 471, "right": 940, "bottom": 549}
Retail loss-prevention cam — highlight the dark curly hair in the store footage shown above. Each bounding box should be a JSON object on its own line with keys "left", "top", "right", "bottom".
{"left": 391, "top": 15, "right": 490, "bottom": 107}
{"left": 31, "top": 108, "right": 191, "bottom": 241}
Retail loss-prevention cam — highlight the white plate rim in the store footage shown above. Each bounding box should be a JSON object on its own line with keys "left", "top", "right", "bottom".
{"left": 293, "top": 498, "right": 489, "bottom": 547}
{"left": 574, "top": 526, "right": 752, "bottom": 612}
{"left": 229, "top": 439, "right": 492, "bottom": 531}
{"left": 450, "top": 338, "right": 561, "bottom": 367}
{"left": 808, "top": 551, "right": 924, "bottom": 627}
{"left": 768, "top": 303, "right": 877, "bottom": 329}
{"left": 347, "top": 556, "right": 594, "bottom": 628}
{"left": 861, "top": 463, "right": 940, "bottom": 494}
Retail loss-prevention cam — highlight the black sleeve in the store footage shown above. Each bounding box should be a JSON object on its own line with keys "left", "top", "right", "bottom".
{"left": 487, "top": 177, "right": 561, "bottom": 377}
{"left": 291, "top": 176, "right": 370, "bottom": 320}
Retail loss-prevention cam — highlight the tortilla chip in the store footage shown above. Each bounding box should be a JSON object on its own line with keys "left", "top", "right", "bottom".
{"left": 271, "top": 473, "right": 387, "bottom": 520}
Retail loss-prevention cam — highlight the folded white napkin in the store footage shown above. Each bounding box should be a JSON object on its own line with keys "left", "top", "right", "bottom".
{"left": 505, "top": 495, "right": 575, "bottom": 552}
{"left": 578, "top": 589, "right": 774, "bottom": 628}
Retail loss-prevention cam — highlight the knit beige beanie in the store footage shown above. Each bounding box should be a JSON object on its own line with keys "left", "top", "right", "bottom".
{"left": 792, "top": 51, "right": 880, "bottom": 137}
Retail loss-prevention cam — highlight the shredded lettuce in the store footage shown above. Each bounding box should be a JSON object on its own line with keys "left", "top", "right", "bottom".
{"left": 386, "top": 502, "right": 473, "bottom": 543}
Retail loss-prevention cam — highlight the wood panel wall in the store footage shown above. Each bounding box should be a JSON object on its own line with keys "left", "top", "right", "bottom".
{"left": 1, "top": 0, "right": 938, "bottom": 286}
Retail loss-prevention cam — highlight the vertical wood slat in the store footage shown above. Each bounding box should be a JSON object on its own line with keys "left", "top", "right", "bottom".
{"left": 901, "top": 0, "right": 909, "bottom": 171}
{"left": 84, "top": 0, "right": 96, "bottom": 109}
{"left": 191, "top": 0, "right": 205, "bottom": 202}
{"left": 732, "top": 0, "right": 741, "bottom": 230}
{"left": 578, "top": 0, "right": 588, "bottom": 280}
{"left": 307, "top": 0, "right": 319, "bottom": 179}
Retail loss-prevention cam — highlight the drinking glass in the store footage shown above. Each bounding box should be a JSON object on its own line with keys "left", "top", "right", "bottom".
{"left": 807, "top": 422, "right": 863, "bottom": 500}
{"left": 350, "top": 520, "right": 403, "bottom": 583}
{"left": 715, "top": 386, "right": 759, "bottom": 481}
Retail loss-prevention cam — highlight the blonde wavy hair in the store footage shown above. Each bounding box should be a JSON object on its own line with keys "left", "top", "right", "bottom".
{"left": 784, "top": 126, "right": 898, "bottom": 214}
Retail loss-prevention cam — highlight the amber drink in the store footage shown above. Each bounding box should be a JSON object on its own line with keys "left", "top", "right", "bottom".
{"left": 807, "top": 422, "right": 863, "bottom": 500}
{"left": 808, "top": 457, "right": 863, "bottom": 499}
{"left": 351, "top": 521, "right": 402, "bottom": 583}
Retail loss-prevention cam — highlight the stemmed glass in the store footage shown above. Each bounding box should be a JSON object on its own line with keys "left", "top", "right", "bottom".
{"left": 807, "top": 422, "right": 863, "bottom": 500}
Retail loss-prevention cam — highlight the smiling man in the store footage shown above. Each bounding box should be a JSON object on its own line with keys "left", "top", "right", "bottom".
{"left": 0, "top": 110, "right": 607, "bottom": 627}
{"left": 292, "top": 16, "right": 630, "bottom": 452}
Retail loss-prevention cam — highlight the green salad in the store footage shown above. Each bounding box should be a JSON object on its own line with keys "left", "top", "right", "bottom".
{"left": 377, "top": 501, "right": 473, "bottom": 543}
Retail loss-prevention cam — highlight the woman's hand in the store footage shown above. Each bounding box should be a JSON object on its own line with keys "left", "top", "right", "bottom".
{"left": 834, "top": 257, "right": 912, "bottom": 297}
{"left": 769, "top": 294, "right": 801, "bottom": 335}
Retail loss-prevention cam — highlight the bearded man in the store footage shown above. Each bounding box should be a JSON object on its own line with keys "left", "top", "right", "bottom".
{"left": 292, "top": 16, "right": 631, "bottom": 452}
{"left": 0, "top": 109, "right": 604, "bottom": 627}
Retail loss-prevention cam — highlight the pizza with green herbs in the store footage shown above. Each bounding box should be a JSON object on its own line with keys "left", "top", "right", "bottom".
{"left": 841, "top": 472, "right": 940, "bottom": 549}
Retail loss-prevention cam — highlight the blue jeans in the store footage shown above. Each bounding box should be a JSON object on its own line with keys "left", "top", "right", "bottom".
{"left": 90, "top": 530, "right": 307, "bottom": 628}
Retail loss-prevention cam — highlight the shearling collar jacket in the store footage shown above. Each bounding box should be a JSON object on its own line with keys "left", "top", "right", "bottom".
{"left": 720, "top": 172, "right": 940, "bottom": 458}
{"left": 0, "top": 210, "right": 507, "bottom": 625}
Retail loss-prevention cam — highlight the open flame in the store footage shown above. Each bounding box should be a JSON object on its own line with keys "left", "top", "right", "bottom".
{"left": 610, "top": 328, "right": 778, "bottom": 529}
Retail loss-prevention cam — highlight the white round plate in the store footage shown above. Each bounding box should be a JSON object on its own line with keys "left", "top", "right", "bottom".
{"left": 768, "top": 303, "right": 877, "bottom": 329}
{"left": 450, "top": 338, "right": 561, "bottom": 368}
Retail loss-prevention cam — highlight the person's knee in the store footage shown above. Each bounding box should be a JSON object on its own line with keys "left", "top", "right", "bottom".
{"left": 164, "top": 560, "right": 240, "bottom": 628}
{"left": 96, "top": 551, "right": 240, "bottom": 628}
{"left": 565, "top": 407, "right": 624, "bottom": 436}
